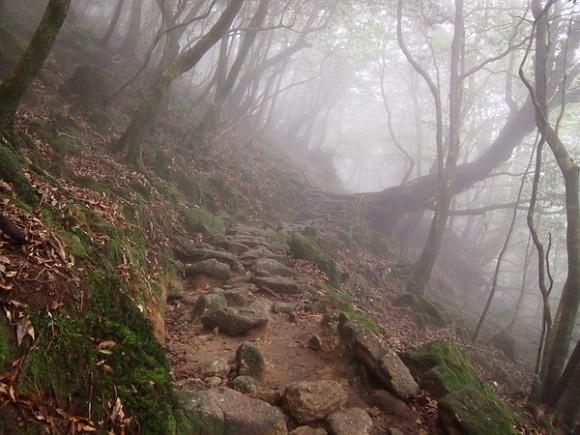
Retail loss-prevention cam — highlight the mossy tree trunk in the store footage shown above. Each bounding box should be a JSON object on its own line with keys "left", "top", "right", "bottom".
{"left": 0, "top": 0, "right": 71, "bottom": 147}
{"left": 111, "top": 0, "right": 245, "bottom": 170}
{"left": 521, "top": 1, "right": 580, "bottom": 426}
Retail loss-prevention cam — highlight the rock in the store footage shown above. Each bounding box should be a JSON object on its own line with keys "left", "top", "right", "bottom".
{"left": 251, "top": 258, "right": 295, "bottom": 277}
{"left": 200, "top": 356, "right": 231, "bottom": 377}
{"left": 289, "top": 427, "right": 328, "bottom": 435}
{"left": 219, "top": 288, "right": 251, "bottom": 307}
{"left": 185, "top": 258, "right": 231, "bottom": 280}
{"left": 249, "top": 297, "right": 274, "bottom": 314}
{"left": 388, "top": 429, "right": 405, "bottom": 435}
{"left": 308, "top": 335, "right": 323, "bottom": 351}
{"left": 205, "top": 376, "right": 223, "bottom": 388}
{"left": 224, "top": 282, "right": 259, "bottom": 293}
{"left": 232, "top": 375, "right": 262, "bottom": 394}
{"left": 217, "top": 239, "right": 250, "bottom": 255}
{"left": 492, "top": 331, "right": 517, "bottom": 361}
{"left": 438, "top": 386, "right": 516, "bottom": 435}
{"left": 182, "top": 388, "right": 287, "bottom": 435}
{"left": 283, "top": 381, "right": 348, "bottom": 424}
{"left": 240, "top": 247, "right": 286, "bottom": 265}
{"left": 192, "top": 293, "right": 228, "bottom": 320}
{"left": 272, "top": 301, "right": 299, "bottom": 314}
{"left": 351, "top": 327, "right": 419, "bottom": 400}
{"left": 177, "top": 246, "right": 237, "bottom": 264}
{"left": 201, "top": 308, "right": 268, "bottom": 336}
{"left": 369, "top": 390, "right": 418, "bottom": 422}
{"left": 236, "top": 342, "right": 266, "bottom": 381}
{"left": 252, "top": 276, "right": 300, "bottom": 294}
{"left": 327, "top": 408, "right": 373, "bottom": 435}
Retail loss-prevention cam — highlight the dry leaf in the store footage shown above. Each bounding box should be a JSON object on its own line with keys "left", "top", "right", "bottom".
{"left": 15, "top": 316, "right": 35, "bottom": 345}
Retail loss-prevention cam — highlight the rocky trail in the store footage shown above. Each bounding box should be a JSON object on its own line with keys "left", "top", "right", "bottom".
{"left": 163, "top": 223, "right": 438, "bottom": 435}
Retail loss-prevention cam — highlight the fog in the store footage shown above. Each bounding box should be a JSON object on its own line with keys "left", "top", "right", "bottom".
{"left": 44, "top": 0, "right": 580, "bottom": 366}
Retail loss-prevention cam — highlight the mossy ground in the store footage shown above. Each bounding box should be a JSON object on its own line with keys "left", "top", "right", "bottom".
{"left": 289, "top": 232, "right": 341, "bottom": 287}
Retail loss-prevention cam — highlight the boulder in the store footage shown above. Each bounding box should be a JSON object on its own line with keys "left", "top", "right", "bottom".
{"left": 192, "top": 293, "right": 228, "bottom": 320}
{"left": 185, "top": 258, "right": 231, "bottom": 280}
{"left": 200, "top": 356, "right": 231, "bottom": 378}
{"left": 272, "top": 301, "right": 298, "bottom": 314}
{"left": 327, "top": 408, "right": 373, "bottom": 435}
{"left": 236, "top": 342, "right": 266, "bottom": 381}
{"left": 201, "top": 308, "right": 268, "bottom": 336}
{"left": 252, "top": 276, "right": 300, "bottom": 294}
{"left": 182, "top": 387, "right": 287, "bottom": 435}
{"left": 231, "top": 375, "right": 262, "bottom": 394}
{"left": 250, "top": 258, "right": 295, "bottom": 277}
{"left": 349, "top": 326, "right": 419, "bottom": 400}
{"left": 283, "top": 381, "right": 348, "bottom": 424}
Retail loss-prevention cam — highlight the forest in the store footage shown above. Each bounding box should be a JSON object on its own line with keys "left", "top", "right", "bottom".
{"left": 0, "top": 0, "right": 580, "bottom": 434}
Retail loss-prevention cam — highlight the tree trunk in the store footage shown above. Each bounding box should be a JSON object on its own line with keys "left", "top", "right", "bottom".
{"left": 554, "top": 350, "right": 580, "bottom": 433}
{"left": 521, "top": 0, "right": 580, "bottom": 411}
{"left": 111, "top": 0, "right": 245, "bottom": 169}
{"left": 99, "top": 0, "right": 125, "bottom": 46}
{"left": 0, "top": 0, "right": 71, "bottom": 146}
{"left": 121, "top": 0, "right": 142, "bottom": 59}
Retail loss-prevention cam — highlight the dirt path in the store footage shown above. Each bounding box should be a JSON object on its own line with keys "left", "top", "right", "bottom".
{"left": 163, "top": 225, "right": 440, "bottom": 434}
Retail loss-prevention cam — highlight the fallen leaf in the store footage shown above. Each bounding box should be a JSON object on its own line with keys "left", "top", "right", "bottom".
{"left": 15, "top": 316, "right": 35, "bottom": 345}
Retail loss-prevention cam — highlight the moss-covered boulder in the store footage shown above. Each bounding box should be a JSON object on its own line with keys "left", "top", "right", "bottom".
{"left": 405, "top": 338, "right": 515, "bottom": 435}
{"left": 179, "top": 205, "right": 226, "bottom": 238}
{"left": 289, "top": 233, "right": 341, "bottom": 287}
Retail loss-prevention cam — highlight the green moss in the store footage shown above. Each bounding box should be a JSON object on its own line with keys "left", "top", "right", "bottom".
{"left": 74, "top": 175, "right": 107, "bottom": 193}
{"left": 179, "top": 205, "right": 225, "bottom": 238}
{"left": 439, "top": 385, "right": 516, "bottom": 435}
{"left": 394, "top": 293, "right": 452, "bottom": 327}
{"left": 58, "top": 230, "right": 88, "bottom": 259}
{"left": 0, "top": 144, "right": 37, "bottom": 205}
{"left": 405, "top": 338, "right": 514, "bottom": 434}
{"left": 0, "top": 316, "right": 20, "bottom": 371}
{"left": 289, "top": 233, "right": 341, "bottom": 287}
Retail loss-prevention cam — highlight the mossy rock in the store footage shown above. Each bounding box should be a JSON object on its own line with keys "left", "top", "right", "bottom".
{"left": 289, "top": 233, "right": 341, "bottom": 287}
{"left": 406, "top": 338, "right": 515, "bottom": 435}
{"left": 179, "top": 205, "right": 226, "bottom": 238}
{"left": 60, "top": 63, "right": 109, "bottom": 110}
{"left": 405, "top": 338, "right": 480, "bottom": 397}
{"left": 439, "top": 385, "right": 516, "bottom": 435}
{"left": 394, "top": 293, "right": 452, "bottom": 327}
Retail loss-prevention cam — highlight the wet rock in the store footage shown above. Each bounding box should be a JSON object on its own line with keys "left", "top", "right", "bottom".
{"left": 236, "top": 342, "right": 266, "bottom": 381}
{"left": 232, "top": 375, "right": 262, "bottom": 394}
{"left": 217, "top": 239, "right": 250, "bottom": 255}
{"left": 251, "top": 258, "right": 295, "bottom": 277}
{"left": 327, "top": 407, "right": 373, "bottom": 435}
{"left": 192, "top": 293, "right": 227, "bottom": 320}
{"left": 349, "top": 326, "right": 419, "bottom": 400}
{"left": 218, "top": 288, "right": 251, "bottom": 307}
{"left": 182, "top": 387, "right": 287, "bottom": 435}
{"left": 201, "top": 308, "right": 268, "bottom": 336}
{"left": 252, "top": 276, "right": 300, "bottom": 294}
{"left": 177, "top": 246, "right": 237, "bottom": 264}
{"left": 185, "top": 258, "right": 231, "bottom": 280}
{"left": 289, "top": 427, "right": 328, "bottom": 435}
{"left": 283, "top": 380, "right": 348, "bottom": 424}
{"left": 200, "top": 356, "right": 231, "bottom": 378}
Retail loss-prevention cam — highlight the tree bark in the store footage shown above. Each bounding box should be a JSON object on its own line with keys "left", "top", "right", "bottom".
{"left": 0, "top": 0, "right": 71, "bottom": 145}
{"left": 111, "top": 0, "right": 245, "bottom": 169}
{"left": 521, "top": 0, "right": 580, "bottom": 412}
